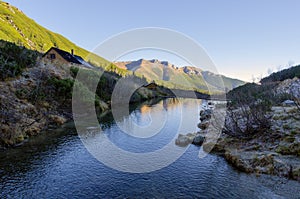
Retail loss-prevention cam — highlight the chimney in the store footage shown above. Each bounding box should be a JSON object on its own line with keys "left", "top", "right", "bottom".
{"left": 71, "top": 49, "right": 74, "bottom": 56}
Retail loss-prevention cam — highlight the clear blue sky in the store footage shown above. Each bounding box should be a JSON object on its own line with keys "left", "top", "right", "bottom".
{"left": 4, "top": 0, "right": 300, "bottom": 81}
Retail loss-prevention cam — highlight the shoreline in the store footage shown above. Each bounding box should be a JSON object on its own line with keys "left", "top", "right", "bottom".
{"left": 203, "top": 106, "right": 300, "bottom": 182}
{"left": 206, "top": 135, "right": 300, "bottom": 182}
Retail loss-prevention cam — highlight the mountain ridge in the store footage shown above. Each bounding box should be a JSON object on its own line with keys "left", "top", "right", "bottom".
{"left": 0, "top": 1, "right": 245, "bottom": 92}
{"left": 115, "top": 59, "right": 246, "bottom": 91}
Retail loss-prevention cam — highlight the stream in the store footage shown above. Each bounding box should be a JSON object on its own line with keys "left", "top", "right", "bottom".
{"left": 1, "top": 98, "right": 300, "bottom": 198}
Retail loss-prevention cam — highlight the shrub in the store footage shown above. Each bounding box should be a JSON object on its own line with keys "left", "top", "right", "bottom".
{"left": 48, "top": 77, "right": 74, "bottom": 99}
{"left": 70, "top": 66, "right": 79, "bottom": 78}
{"left": 73, "top": 81, "right": 99, "bottom": 106}
{"left": 0, "top": 40, "right": 39, "bottom": 80}
{"left": 224, "top": 83, "right": 273, "bottom": 137}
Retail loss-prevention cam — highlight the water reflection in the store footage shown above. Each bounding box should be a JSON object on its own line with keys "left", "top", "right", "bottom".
{"left": 80, "top": 98, "right": 201, "bottom": 173}
{"left": 1, "top": 99, "right": 300, "bottom": 198}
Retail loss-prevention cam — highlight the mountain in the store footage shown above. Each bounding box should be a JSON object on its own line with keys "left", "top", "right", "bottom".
{"left": 0, "top": 1, "right": 244, "bottom": 93}
{"left": 115, "top": 59, "right": 245, "bottom": 91}
{"left": 0, "top": 1, "right": 112, "bottom": 68}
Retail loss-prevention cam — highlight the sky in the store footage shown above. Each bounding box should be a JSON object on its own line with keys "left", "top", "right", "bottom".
{"left": 4, "top": 0, "right": 300, "bottom": 81}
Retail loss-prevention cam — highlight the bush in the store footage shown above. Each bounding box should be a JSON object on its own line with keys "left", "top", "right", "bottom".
{"left": 224, "top": 83, "right": 273, "bottom": 137}
{"left": 70, "top": 66, "right": 79, "bottom": 78}
{"left": 0, "top": 40, "right": 39, "bottom": 80}
{"left": 49, "top": 76, "right": 100, "bottom": 107}
{"left": 48, "top": 77, "right": 74, "bottom": 99}
{"left": 73, "top": 81, "right": 100, "bottom": 106}
{"left": 16, "top": 86, "right": 47, "bottom": 102}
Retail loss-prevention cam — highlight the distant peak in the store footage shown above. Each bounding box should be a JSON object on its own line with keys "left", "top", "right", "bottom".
{"left": 160, "top": 61, "right": 169, "bottom": 65}
{"left": 180, "top": 66, "right": 202, "bottom": 75}
{"left": 149, "top": 59, "right": 159, "bottom": 63}
{"left": 136, "top": 59, "right": 148, "bottom": 65}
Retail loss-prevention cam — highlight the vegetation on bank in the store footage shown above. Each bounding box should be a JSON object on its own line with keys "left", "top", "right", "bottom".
{"left": 0, "top": 39, "right": 177, "bottom": 147}
{"left": 224, "top": 66, "right": 300, "bottom": 138}
{"left": 203, "top": 65, "right": 300, "bottom": 181}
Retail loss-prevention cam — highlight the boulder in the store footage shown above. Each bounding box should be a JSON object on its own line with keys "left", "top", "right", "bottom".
{"left": 224, "top": 150, "right": 254, "bottom": 173}
{"left": 200, "top": 109, "right": 213, "bottom": 121}
{"left": 292, "top": 166, "right": 300, "bottom": 181}
{"left": 276, "top": 77, "right": 300, "bottom": 99}
{"left": 198, "top": 120, "right": 210, "bottom": 130}
{"left": 273, "top": 157, "right": 290, "bottom": 177}
{"left": 192, "top": 135, "right": 205, "bottom": 146}
{"left": 175, "top": 134, "right": 195, "bottom": 147}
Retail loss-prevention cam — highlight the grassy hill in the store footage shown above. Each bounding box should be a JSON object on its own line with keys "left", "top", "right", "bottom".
{"left": 0, "top": 1, "right": 114, "bottom": 69}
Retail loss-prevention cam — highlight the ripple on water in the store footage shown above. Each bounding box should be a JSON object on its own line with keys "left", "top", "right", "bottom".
{"left": 1, "top": 99, "right": 300, "bottom": 198}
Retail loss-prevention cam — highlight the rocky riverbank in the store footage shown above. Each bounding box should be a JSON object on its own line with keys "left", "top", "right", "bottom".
{"left": 0, "top": 61, "right": 78, "bottom": 147}
{"left": 0, "top": 58, "right": 168, "bottom": 148}
{"left": 175, "top": 107, "right": 213, "bottom": 147}
{"left": 175, "top": 99, "right": 300, "bottom": 182}
{"left": 201, "top": 105, "right": 300, "bottom": 182}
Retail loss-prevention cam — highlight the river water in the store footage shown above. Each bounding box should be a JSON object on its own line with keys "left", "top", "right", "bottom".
{"left": 1, "top": 99, "right": 300, "bottom": 198}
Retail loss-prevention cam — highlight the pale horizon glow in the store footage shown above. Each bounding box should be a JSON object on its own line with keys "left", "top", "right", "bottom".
{"left": 3, "top": 0, "right": 300, "bottom": 82}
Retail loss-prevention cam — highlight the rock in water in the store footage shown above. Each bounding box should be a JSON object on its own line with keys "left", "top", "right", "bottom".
{"left": 192, "top": 135, "right": 205, "bottom": 146}
{"left": 175, "top": 134, "right": 195, "bottom": 147}
{"left": 200, "top": 109, "right": 213, "bottom": 121}
{"left": 198, "top": 120, "right": 210, "bottom": 130}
